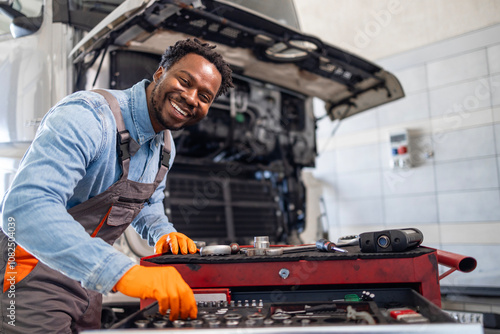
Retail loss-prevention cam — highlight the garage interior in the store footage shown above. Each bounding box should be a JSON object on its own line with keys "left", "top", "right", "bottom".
{"left": 1, "top": 0, "right": 499, "bottom": 332}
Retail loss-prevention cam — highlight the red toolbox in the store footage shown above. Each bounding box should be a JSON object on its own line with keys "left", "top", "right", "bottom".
{"left": 141, "top": 245, "right": 442, "bottom": 306}
{"left": 102, "top": 245, "right": 480, "bottom": 332}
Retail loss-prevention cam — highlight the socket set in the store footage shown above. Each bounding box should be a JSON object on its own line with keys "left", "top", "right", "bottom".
{"left": 110, "top": 299, "right": 438, "bottom": 329}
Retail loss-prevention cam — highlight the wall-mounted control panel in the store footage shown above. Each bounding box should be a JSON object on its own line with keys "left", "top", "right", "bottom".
{"left": 389, "top": 130, "right": 411, "bottom": 169}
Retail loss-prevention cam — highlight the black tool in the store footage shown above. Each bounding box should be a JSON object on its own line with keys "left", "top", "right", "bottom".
{"left": 275, "top": 303, "right": 338, "bottom": 314}
{"left": 359, "top": 228, "right": 423, "bottom": 253}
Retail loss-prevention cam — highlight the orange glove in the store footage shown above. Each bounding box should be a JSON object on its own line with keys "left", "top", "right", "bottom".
{"left": 114, "top": 265, "right": 197, "bottom": 320}
{"left": 155, "top": 232, "right": 197, "bottom": 255}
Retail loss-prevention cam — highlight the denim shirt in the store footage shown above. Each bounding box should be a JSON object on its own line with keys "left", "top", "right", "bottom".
{"left": 1, "top": 79, "right": 176, "bottom": 293}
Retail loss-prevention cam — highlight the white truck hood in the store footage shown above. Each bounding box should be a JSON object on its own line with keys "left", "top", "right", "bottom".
{"left": 70, "top": 0, "right": 404, "bottom": 120}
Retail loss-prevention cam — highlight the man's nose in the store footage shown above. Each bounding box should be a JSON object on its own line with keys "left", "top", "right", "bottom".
{"left": 181, "top": 89, "right": 197, "bottom": 106}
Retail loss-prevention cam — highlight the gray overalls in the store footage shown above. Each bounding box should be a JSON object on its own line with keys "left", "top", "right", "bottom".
{"left": 0, "top": 90, "right": 171, "bottom": 333}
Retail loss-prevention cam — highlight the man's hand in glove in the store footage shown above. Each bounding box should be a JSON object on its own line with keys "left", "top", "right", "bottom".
{"left": 155, "top": 232, "right": 197, "bottom": 255}
{"left": 114, "top": 265, "right": 197, "bottom": 320}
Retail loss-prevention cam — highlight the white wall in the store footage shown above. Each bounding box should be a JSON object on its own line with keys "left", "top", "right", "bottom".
{"left": 294, "top": 0, "right": 500, "bottom": 61}
{"left": 309, "top": 23, "right": 500, "bottom": 288}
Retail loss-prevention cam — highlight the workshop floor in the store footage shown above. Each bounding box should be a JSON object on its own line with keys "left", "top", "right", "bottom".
{"left": 441, "top": 295, "right": 500, "bottom": 333}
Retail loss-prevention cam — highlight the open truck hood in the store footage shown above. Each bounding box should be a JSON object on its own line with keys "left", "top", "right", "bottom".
{"left": 70, "top": 0, "right": 404, "bottom": 120}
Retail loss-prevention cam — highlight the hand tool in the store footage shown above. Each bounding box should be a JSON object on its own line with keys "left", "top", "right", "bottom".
{"left": 265, "top": 246, "right": 316, "bottom": 256}
{"left": 241, "top": 248, "right": 256, "bottom": 256}
{"left": 229, "top": 243, "right": 240, "bottom": 254}
{"left": 265, "top": 239, "right": 348, "bottom": 256}
{"left": 254, "top": 236, "right": 270, "bottom": 249}
{"left": 336, "top": 235, "right": 360, "bottom": 247}
{"left": 198, "top": 243, "right": 240, "bottom": 256}
{"left": 346, "top": 305, "right": 376, "bottom": 325}
{"left": 194, "top": 240, "right": 207, "bottom": 248}
{"left": 199, "top": 245, "right": 232, "bottom": 256}
{"left": 316, "top": 238, "right": 347, "bottom": 253}
{"left": 274, "top": 303, "right": 338, "bottom": 315}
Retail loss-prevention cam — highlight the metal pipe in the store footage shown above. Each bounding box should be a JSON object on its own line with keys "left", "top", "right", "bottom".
{"left": 429, "top": 248, "right": 477, "bottom": 280}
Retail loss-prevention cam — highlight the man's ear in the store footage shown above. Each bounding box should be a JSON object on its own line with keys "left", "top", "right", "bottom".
{"left": 153, "top": 66, "right": 165, "bottom": 83}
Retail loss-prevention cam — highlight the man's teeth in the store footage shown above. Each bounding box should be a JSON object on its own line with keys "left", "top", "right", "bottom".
{"left": 171, "top": 101, "right": 187, "bottom": 117}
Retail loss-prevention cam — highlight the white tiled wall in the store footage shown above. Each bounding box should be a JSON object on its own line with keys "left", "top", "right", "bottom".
{"left": 382, "top": 163, "right": 436, "bottom": 195}
{"left": 311, "top": 24, "right": 500, "bottom": 288}
{"left": 432, "top": 125, "right": 496, "bottom": 161}
{"left": 438, "top": 190, "right": 500, "bottom": 222}
{"left": 428, "top": 80, "right": 491, "bottom": 117}
{"left": 378, "top": 91, "right": 430, "bottom": 126}
{"left": 434, "top": 157, "right": 499, "bottom": 191}
{"left": 427, "top": 49, "right": 489, "bottom": 88}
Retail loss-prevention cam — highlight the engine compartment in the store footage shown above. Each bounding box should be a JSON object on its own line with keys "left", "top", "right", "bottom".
{"left": 109, "top": 50, "right": 316, "bottom": 244}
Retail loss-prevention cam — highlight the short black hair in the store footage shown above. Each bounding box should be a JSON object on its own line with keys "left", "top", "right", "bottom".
{"left": 159, "top": 38, "right": 233, "bottom": 98}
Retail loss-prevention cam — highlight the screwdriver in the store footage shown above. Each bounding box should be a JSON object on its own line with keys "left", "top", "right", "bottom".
{"left": 316, "top": 238, "right": 348, "bottom": 253}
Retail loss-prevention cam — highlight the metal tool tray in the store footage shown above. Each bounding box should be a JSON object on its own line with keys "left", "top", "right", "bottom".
{"left": 103, "top": 289, "right": 483, "bottom": 333}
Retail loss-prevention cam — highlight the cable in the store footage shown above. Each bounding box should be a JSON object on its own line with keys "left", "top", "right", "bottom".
{"left": 317, "top": 104, "right": 352, "bottom": 154}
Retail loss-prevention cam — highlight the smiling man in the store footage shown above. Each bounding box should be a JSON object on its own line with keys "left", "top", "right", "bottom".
{"left": 148, "top": 52, "right": 223, "bottom": 131}
{"left": 0, "top": 39, "right": 233, "bottom": 333}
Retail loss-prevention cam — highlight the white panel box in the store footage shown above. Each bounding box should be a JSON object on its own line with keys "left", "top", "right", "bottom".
{"left": 389, "top": 129, "right": 411, "bottom": 169}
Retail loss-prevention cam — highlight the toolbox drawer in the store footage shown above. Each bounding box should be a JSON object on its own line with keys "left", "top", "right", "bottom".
{"left": 101, "top": 288, "right": 483, "bottom": 333}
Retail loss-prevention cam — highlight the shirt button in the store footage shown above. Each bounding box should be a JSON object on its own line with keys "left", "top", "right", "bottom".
{"left": 96, "top": 284, "right": 102, "bottom": 290}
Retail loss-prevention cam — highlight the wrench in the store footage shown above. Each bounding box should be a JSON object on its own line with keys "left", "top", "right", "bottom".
{"left": 265, "top": 245, "right": 317, "bottom": 256}
{"left": 265, "top": 240, "right": 347, "bottom": 256}
{"left": 336, "top": 235, "right": 360, "bottom": 247}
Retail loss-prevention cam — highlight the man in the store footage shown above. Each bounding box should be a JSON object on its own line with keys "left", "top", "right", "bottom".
{"left": 0, "top": 38, "right": 233, "bottom": 333}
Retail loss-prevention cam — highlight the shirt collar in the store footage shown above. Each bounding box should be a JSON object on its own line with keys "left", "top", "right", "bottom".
{"left": 130, "top": 79, "right": 157, "bottom": 145}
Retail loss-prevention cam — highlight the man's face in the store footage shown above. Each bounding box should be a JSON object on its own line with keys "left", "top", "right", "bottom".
{"left": 147, "top": 53, "right": 222, "bottom": 132}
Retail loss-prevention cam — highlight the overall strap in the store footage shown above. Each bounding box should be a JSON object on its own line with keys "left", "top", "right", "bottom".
{"left": 160, "top": 130, "right": 172, "bottom": 169}
{"left": 155, "top": 130, "right": 172, "bottom": 185}
{"left": 92, "top": 89, "right": 139, "bottom": 177}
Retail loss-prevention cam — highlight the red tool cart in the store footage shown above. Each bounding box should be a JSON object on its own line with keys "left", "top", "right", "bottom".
{"left": 103, "top": 244, "right": 479, "bottom": 332}
{"left": 140, "top": 245, "right": 475, "bottom": 308}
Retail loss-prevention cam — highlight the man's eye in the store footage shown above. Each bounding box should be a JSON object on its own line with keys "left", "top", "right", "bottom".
{"left": 179, "top": 78, "right": 188, "bottom": 85}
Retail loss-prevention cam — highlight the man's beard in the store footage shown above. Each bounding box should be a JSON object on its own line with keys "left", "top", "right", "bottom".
{"left": 150, "top": 83, "right": 186, "bottom": 132}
